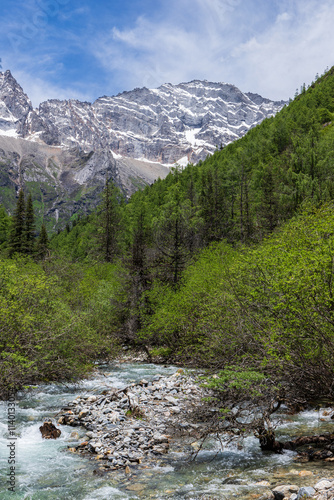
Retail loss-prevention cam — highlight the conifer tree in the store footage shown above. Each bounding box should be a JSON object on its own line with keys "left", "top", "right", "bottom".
{"left": 153, "top": 184, "right": 200, "bottom": 287}
{"left": 24, "top": 194, "right": 35, "bottom": 254}
{"left": 36, "top": 224, "right": 49, "bottom": 259}
{"left": 200, "top": 165, "right": 227, "bottom": 243}
{"left": 99, "top": 177, "right": 122, "bottom": 262}
{"left": 9, "top": 189, "right": 26, "bottom": 256}
{"left": 124, "top": 209, "right": 151, "bottom": 339}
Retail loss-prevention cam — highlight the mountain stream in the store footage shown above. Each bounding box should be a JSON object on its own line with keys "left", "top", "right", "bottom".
{"left": 0, "top": 362, "right": 333, "bottom": 499}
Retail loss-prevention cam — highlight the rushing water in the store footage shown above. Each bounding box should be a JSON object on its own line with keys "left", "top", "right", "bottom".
{"left": 0, "top": 362, "right": 333, "bottom": 500}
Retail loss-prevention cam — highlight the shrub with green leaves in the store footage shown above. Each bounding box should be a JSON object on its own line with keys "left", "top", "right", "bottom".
{"left": 0, "top": 256, "right": 116, "bottom": 397}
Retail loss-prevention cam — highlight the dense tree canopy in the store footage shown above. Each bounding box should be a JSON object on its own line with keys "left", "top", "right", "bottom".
{"left": 1, "top": 66, "right": 334, "bottom": 424}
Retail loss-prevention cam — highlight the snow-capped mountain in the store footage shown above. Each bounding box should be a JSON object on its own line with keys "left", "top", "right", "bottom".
{"left": 1, "top": 70, "right": 286, "bottom": 165}
{"left": 0, "top": 70, "right": 33, "bottom": 137}
{"left": 0, "top": 70, "right": 286, "bottom": 229}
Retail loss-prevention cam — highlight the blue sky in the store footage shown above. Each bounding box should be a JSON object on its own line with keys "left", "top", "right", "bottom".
{"left": 0, "top": 0, "right": 333, "bottom": 106}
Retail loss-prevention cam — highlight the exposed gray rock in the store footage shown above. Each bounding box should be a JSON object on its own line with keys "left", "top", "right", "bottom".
{"left": 272, "top": 485, "right": 299, "bottom": 499}
{"left": 270, "top": 479, "right": 334, "bottom": 500}
{"left": 1, "top": 71, "right": 286, "bottom": 167}
{"left": 297, "top": 486, "right": 315, "bottom": 498}
{"left": 58, "top": 369, "right": 207, "bottom": 470}
{"left": 314, "top": 479, "right": 333, "bottom": 491}
{"left": 0, "top": 70, "right": 33, "bottom": 137}
{"left": 0, "top": 133, "right": 169, "bottom": 228}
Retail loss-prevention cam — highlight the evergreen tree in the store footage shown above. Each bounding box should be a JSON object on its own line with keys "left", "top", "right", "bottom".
{"left": 153, "top": 184, "right": 199, "bottom": 287}
{"left": 99, "top": 178, "right": 122, "bottom": 262}
{"left": 36, "top": 224, "right": 49, "bottom": 259}
{"left": 24, "top": 194, "right": 35, "bottom": 254}
{"left": 258, "top": 165, "right": 278, "bottom": 233}
{"left": 200, "top": 165, "right": 228, "bottom": 243}
{"left": 9, "top": 189, "right": 26, "bottom": 256}
{"left": 124, "top": 209, "right": 151, "bottom": 340}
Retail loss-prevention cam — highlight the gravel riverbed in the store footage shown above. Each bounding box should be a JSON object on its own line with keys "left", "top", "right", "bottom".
{"left": 55, "top": 362, "right": 334, "bottom": 499}
{"left": 57, "top": 368, "right": 206, "bottom": 470}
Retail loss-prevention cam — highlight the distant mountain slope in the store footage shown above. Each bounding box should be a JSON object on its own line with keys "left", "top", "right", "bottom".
{"left": 0, "top": 134, "right": 169, "bottom": 229}
{"left": 0, "top": 70, "right": 285, "bottom": 229}
{"left": 0, "top": 71, "right": 285, "bottom": 165}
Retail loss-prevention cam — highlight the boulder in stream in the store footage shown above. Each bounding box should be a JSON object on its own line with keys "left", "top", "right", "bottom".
{"left": 39, "top": 420, "right": 61, "bottom": 439}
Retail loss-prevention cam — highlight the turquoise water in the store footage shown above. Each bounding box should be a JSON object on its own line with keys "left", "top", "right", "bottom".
{"left": 0, "top": 363, "right": 332, "bottom": 499}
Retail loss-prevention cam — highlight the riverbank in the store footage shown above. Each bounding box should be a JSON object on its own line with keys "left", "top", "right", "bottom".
{"left": 54, "top": 358, "right": 334, "bottom": 499}
{"left": 1, "top": 358, "right": 333, "bottom": 499}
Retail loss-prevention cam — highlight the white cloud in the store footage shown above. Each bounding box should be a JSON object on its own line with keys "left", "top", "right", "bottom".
{"left": 92, "top": 0, "right": 241, "bottom": 91}
{"left": 91, "top": 0, "right": 334, "bottom": 100}
{"left": 276, "top": 12, "right": 291, "bottom": 22}
{"left": 231, "top": 2, "right": 334, "bottom": 99}
{"left": 2, "top": 0, "right": 334, "bottom": 104}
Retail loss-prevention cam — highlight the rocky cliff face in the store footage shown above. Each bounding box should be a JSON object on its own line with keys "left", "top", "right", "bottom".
{"left": 0, "top": 70, "right": 286, "bottom": 229}
{"left": 1, "top": 70, "right": 286, "bottom": 165}
{"left": 0, "top": 134, "right": 168, "bottom": 230}
{"left": 0, "top": 70, "right": 33, "bottom": 137}
{"left": 22, "top": 79, "right": 286, "bottom": 165}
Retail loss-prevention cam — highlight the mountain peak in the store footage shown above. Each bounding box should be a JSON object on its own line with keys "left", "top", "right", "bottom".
{"left": 0, "top": 71, "right": 286, "bottom": 164}
{"left": 0, "top": 70, "right": 33, "bottom": 137}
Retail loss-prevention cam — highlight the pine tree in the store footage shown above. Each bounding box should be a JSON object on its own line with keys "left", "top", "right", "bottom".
{"left": 99, "top": 178, "right": 122, "bottom": 262}
{"left": 36, "top": 224, "right": 49, "bottom": 259}
{"left": 9, "top": 189, "right": 26, "bottom": 256}
{"left": 153, "top": 184, "right": 198, "bottom": 288}
{"left": 258, "top": 165, "right": 278, "bottom": 233}
{"left": 24, "top": 194, "right": 35, "bottom": 254}
{"left": 124, "top": 208, "right": 151, "bottom": 339}
{"left": 200, "top": 165, "right": 227, "bottom": 243}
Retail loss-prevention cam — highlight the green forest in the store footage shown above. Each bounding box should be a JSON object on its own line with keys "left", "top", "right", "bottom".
{"left": 1, "top": 66, "right": 334, "bottom": 432}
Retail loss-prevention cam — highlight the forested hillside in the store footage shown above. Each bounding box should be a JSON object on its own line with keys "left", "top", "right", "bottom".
{"left": 1, "top": 67, "right": 334, "bottom": 415}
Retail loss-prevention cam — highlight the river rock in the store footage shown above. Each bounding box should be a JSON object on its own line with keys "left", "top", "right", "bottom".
{"left": 78, "top": 410, "right": 90, "bottom": 419}
{"left": 165, "top": 395, "right": 178, "bottom": 404}
{"left": 153, "top": 433, "right": 169, "bottom": 444}
{"left": 296, "top": 486, "right": 315, "bottom": 498}
{"left": 126, "top": 483, "right": 145, "bottom": 491}
{"left": 39, "top": 420, "right": 61, "bottom": 439}
{"left": 272, "top": 485, "right": 299, "bottom": 499}
{"left": 152, "top": 443, "right": 169, "bottom": 454}
{"left": 298, "top": 471, "right": 313, "bottom": 477}
{"left": 314, "top": 479, "right": 333, "bottom": 490}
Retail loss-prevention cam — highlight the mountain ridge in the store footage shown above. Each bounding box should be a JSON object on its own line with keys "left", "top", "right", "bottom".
{"left": 0, "top": 70, "right": 286, "bottom": 165}
{"left": 0, "top": 70, "right": 286, "bottom": 230}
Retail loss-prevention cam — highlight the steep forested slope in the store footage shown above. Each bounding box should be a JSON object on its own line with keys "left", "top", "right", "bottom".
{"left": 1, "top": 67, "right": 334, "bottom": 406}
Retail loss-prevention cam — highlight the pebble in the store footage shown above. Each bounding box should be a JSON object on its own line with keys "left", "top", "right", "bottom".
{"left": 272, "top": 484, "right": 299, "bottom": 499}
{"left": 298, "top": 471, "right": 313, "bottom": 477}
{"left": 126, "top": 483, "right": 145, "bottom": 491}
